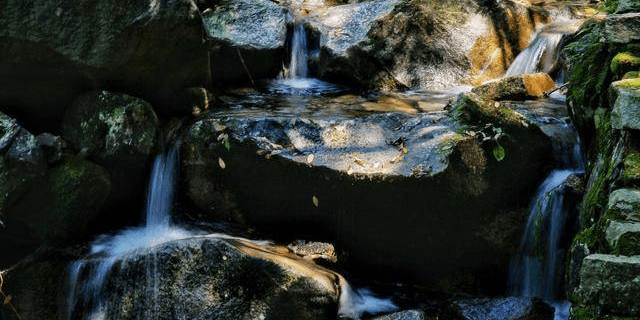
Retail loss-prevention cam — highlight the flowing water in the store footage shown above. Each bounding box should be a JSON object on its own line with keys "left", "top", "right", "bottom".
{"left": 507, "top": 112, "right": 584, "bottom": 320}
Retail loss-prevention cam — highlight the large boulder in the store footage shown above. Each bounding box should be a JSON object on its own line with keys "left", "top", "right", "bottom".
{"left": 309, "top": 0, "right": 547, "bottom": 90}
{"left": 605, "top": 220, "right": 640, "bottom": 255}
{"left": 61, "top": 90, "right": 160, "bottom": 208}
{"left": 574, "top": 254, "right": 640, "bottom": 316}
{"left": 0, "top": 0, "right": 209, "bottom": 132}
{"left": 203, "top": 0, "right": 288, "bottom": 85}
{"left": 65, "top": 235, "right": 341, "bottom": 320}
{"left": 607, "top": 188, "right": 640, "bottom": 222}
{"left": 615, "top": 0, "right": 640, "bottom": 14}
{"left": 181, "top": 92, "right": 552, "bottom": 292}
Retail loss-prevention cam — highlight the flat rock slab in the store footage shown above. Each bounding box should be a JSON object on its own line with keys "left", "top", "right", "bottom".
{"left": 181, "top": 97, "right": 552, "bottom": 291}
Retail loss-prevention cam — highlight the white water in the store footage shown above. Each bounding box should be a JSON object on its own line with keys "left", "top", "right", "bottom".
{"left": 269, "top": 22, "right": 342, "bottom": 95}
{"left": 67, "top": 144, "right": 193, "bottom": 320}
{"left": 508, "top": 120, "right": 584, "bottom": 320}
{"left": 505, "top": 31, "right": 563, "bottom": 76}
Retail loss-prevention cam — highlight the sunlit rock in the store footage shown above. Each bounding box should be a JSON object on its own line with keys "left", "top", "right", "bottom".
{"left": 203, "top": 0, "right": 288, "bottom": 85}
{"left": 471, "top": 73, "right": 555, "bottom": 101}
{"left": 181, "top": 96, "right": 552, "bottom": 292}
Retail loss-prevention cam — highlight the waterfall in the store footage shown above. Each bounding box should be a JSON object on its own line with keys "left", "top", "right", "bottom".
{"left": 505, "top": 31, "right": 563, "bottom": 76}
{"left": 287, "top": 23, "right": 309, "bottom": 79}
{"left": 508, "top": 119, "right": 584, "bottom": 320}
{"left": 67, "top": 144, "right": 192, "bottom": 320}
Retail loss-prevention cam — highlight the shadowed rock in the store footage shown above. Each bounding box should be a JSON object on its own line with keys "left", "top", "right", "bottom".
{"left": 0, "top": 0, "right": 209, "bottom": 132}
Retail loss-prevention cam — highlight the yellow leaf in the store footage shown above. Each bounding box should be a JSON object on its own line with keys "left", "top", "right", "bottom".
{"left": 306, "top": 154, "right": 314, "bottom": 164}
{"left": 312, "top": 196, "right": 319, "bottom": 208}
{"left": 4, "top": 294, "right": 11, "bottom": 305}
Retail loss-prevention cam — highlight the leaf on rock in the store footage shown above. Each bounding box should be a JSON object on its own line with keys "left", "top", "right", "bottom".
{"left": 218, "top": 157, "right": 226, "bottom": 169}
{"left": 493, "top": 145, "right": 506, "bottom": 161}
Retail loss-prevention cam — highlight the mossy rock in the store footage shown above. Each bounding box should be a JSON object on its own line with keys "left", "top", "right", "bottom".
{"left": 606, "top": 188, "right": 640, "bottom": 222}
{"left": 610, "top": 78, "right": 640, "bottom": 130}
{"left": 615, "top": 0, "right": 640, "bottom": 13}
{"left": 471, "top": 73, "right": 554, "bottom": 101}
{"left": 605, "top": 220, "right": 640, "bottom": 255}
{"left": 448, "top": 92, "right": 526, "bottom": 128}
{"left": 571, "top": 305, "right": 637, "bottom": 320}
{"left": 621, "top": 150, "right": 640, "bottom": 185}
{"left": 8, "top": 156, "right": 110, "bottom": 241}
{"left": 611, "top": 52, "right": 640, "bottom": 77}
{"left": 61, "top": 90, "right": 160, "bottom": 162}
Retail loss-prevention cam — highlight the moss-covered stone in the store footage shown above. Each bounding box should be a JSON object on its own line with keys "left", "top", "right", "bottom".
{"left": 622, "top": 71, "right": 639, "bottom": 79}
{"left": 610, "top": 79, "right": 640, "bottom": 130}
{"left": 611, "top": 52, "right": 640, "bottom": 76}
{"left": 471, "top": 73, "right": 554, "bottom": 101}
{"left": 605, "top": 220, "right": 640, "bottom": 255}
{"left": 448, "top": 92, "right": 525, "bottom": 128}
{"left": 621, "top": 150, "right": 640, "bottom": 186}
{"left": 8, "top": 156, "right": 111, "bottom": 241}
{"left": 571, "top": 305, "right": 636, "bottom": 320}
{"left": 606, "top": 188, "right": 640, "bottom": 221}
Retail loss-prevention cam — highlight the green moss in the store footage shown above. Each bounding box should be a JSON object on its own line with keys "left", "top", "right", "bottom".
{"left": 621, "top": 150, "right": 640, "bottom": 186}
{"left": 611, "top": 52, "right": 640, "bottom": 76}
{"left": 616, "top": 77, "right": 640, "bottom": 89}
{"left": 597, "top": 0, "right": 620, "bottom": 13}
{"left": 612, "top": 232, "right": 640, "bottom": 255}
{"left": 622, "top": 71, "right": 639, "bottom": 80}
{"left": 572, "top": 305, "right": 636, "bottom": 320}
{"left": 573, "top": 224, "right": 610, "bottom": 253}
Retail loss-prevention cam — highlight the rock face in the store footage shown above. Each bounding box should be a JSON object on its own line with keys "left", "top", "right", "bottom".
{"left": 615, "top": 0, "right": 640, "bottom": 14}
{"left": 605, "top": 220, "right": 640, "bottom": 255}
{"left": 575, "top": 254, "right": 640, "bottom": 316}
{"left": 452, "top": 297, "right": 554, "bottom": 320}
{"left": 607, "top": 188, "right": 640, "bottom": 222}
{"left": 61, "top": 90, "right": 160, "bottom": 207}
{"left": 471, "top": 73, "right": 555, "bottom": 101}
{"left": 181, "top": 93, "right": 552, "bottom": 292}
{"left": 203, "top": 0, "right": 287, "bottom": 85}
{"left": 66, "top": 236, "right": 340, "bottom": 320}
{"left": 604, "top": 13, "right": 640, "bottom": 44}
{"left": 0, "top": 0, "right": 209, "bottom": 131}
{"left": 310, "top": 0, "right": 547, "bottom": 90}
{"left": 610, "top": 79, "right": 640, "bottom": 130}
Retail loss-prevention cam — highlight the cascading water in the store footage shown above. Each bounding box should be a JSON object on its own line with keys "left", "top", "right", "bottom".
{"left": 268, "top": 21, "right": 341, "bottom": 95}
{"left": 67, "top": 143, "right": 397, "bottom": 319}
{"left": 505, "top": 20, "right": 581, "bottom": 76}
{"left": 67, "top": 144, "right": 193, "bottom": 320}
{"left": 287, "top": 23, "right": 309, "bottom": 79}
{"left": 508, "top": 118, "right": 584, "bottom": 320}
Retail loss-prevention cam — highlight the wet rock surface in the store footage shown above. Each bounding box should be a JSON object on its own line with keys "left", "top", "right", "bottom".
{"left": 452, "top": 297, "right": 554, "bottom": 320}
{"left": 67, "top": 235, "right": 340, "bottom": 320}
{"left": 471, "top": 73, "right": 556, "bottom": 101}
{"left": 610, "top": 79, "right": 640, "bottom": 130}
{"left": 181, "top": 91, "right": 552, "bottom": 291}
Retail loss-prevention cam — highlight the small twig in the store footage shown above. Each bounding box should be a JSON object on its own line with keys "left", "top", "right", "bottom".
{"left": 0, "top": 271, "right": 22, "bottom": 320}
{"left": 236, "top": 48, "right": 255, "bottom": 86}
{"left": 543, "top": 82, "right": 570, "bottom": 98}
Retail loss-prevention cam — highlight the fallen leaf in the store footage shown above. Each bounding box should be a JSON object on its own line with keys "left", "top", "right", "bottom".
{"left": 218, "top": 157, "right": 226, "bottom": 169}
{"left": 4, "top": 294, "right": 11, "bottom": 305}
{"left": 312, "top": 196, "right": 319, "bottom": 208}
{"left": 307, "top": 154, "right": 314, "bottom": 164}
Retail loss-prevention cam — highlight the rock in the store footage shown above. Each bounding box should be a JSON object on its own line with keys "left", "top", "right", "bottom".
{"left": 61, "top": 90, "right": 160, "bottom": 206}
{"left": 7, "top": 156, "right": 111, "bottom": 241}
{"left": 288, "top": 240, "right": 338, "bottom": 263}
{"left": 0, "top": 247, "right": 82, "bottom": 320}
{"left": 610, "top": 79, "right": 640, "bottom": 130}
{"left": 0, "top": 0, "right": 209, "bottom": 132}
{"left": 66, "top": 235, "right": 340, "bottom": 320}
{"left": 0, "top": 112, "right": 47, "bottom": 211}
{"left": 604, "top": 13, "right": 640, "bottom": 43}
{"left": 452, "top": 297, "right": 554, "bottom": 320}
{"left": 566, "top": 242, "right": 590, "bottom": 295}
{"left": 203, "top": 0, "right": 287, "bottom": 85}
{"left": 607, "top": 188, "right": 640, "bottom": 222}
{"left": 610, "top": 51, "right": 640, "bottom": 77}
{"left": 574, "top": 254, "right": 640, "bottom": 316}
{"left": 371, "top": 309, "right": 425, "bottom": 320}
{"left": 471, "top": 73, "right": 555, "bottom": 101}
{"left": 181, "top": 98, "right": 552, "bottom": 292}
{"left": 605, "top": 220, "right": 640, "bottom": 255}
{"left": 616, "top": 0, "right": 640, "bottom": 15}
{"left": 311, "top": 0, "right": 546, "bottom": 90}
